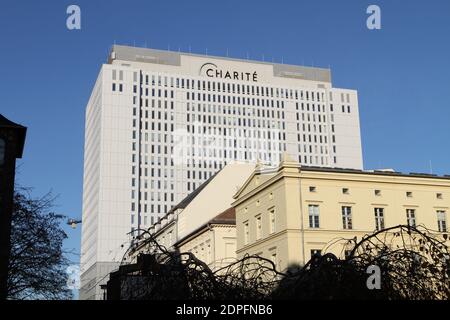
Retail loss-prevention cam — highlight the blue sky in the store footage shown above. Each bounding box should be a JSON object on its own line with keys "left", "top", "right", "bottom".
{"left": 1, "top": 0, "right": 449, "bottom": 295}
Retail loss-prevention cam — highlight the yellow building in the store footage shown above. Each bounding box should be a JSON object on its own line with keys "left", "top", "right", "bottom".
{"left": 129, "top": 162, "right": 251, "bottom": 270}
{"left": 177, "top": 207, "right": 237, "bottom": 271}
{"left": 233, "top": 155, "right": 450, "bottom": 271}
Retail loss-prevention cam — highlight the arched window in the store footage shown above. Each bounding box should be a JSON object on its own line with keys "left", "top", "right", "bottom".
{"left": 0, "top": 138, "right": 5, "bottom": 166}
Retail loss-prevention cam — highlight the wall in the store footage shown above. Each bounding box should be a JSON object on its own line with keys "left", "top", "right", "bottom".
{"left": 235, "top": 164, "right": 450, "bottom": 271}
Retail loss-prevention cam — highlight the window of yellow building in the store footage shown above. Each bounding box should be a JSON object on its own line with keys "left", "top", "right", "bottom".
{"left": 406, "top": 209, "right": 416, "bottom": 227}
{"left": 374, "top": 208, "right": 385, "bottom": 231}
{"left": 269, "top": 209, "right": 276, "bottom": 234}
{"left": 342, "top": 206, "right": 353, "bottom": 229}
{"left": 308, "top": 205, "right": 320, "bottom": 228}
{"left": 437, "top": 211, "right": 447, "bottom": 232}
{"left": 270, "top": 252, "right": 277, "bottom": 269}
{"left": 256, "top": 215, "right": 262, "bottom": 240}
{"left": 244, "top": 222, "right": 249, "bottom": 245}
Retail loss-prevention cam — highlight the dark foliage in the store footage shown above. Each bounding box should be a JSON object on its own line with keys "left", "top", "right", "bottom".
{"left": 108, "top": 225, "right": 450, "bottom": 300}
{"left": 7, "top": 188, "right": 72, "bottom": 300}
{"left": 271, "top": 253, "right": 382, "bottom": 299}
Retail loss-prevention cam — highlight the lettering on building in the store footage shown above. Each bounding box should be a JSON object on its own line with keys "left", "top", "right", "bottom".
{"left": 200, "top": 63, "right": 258, "bottom": 82}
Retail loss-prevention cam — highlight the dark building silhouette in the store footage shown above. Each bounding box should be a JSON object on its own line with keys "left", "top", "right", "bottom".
{"left": 0, "top": 114, "right": 26, "bottom": 300}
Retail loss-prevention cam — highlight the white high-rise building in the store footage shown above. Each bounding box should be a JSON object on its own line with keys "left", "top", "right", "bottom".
{"left": 80, "top": 45, "right": 363, "bottom": 299}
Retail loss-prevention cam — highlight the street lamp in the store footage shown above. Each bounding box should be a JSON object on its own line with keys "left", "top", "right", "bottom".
{"left": 0, "top": 114, "right": 26, "bottom": 300}
{"left": 67, "top": 218, "right": 82, "bottom": 229}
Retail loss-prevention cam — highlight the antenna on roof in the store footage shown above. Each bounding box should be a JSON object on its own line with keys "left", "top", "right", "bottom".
{"left": 226, "top": 48, "right": 229, "bottom": 57}
{"left": 281, "top": 56, "right": 284, "bottom": 64}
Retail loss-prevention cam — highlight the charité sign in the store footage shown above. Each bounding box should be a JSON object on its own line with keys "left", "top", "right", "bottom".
{"left": 199, "top": 63, "right": 258, "bottom": 82}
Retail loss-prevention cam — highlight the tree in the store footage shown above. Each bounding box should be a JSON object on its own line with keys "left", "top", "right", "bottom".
{"left": 107, "top": 225, "right": 450, "bottom": 300}
{"left": 7, "top": 187, "right": 72, "bottom": 300}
